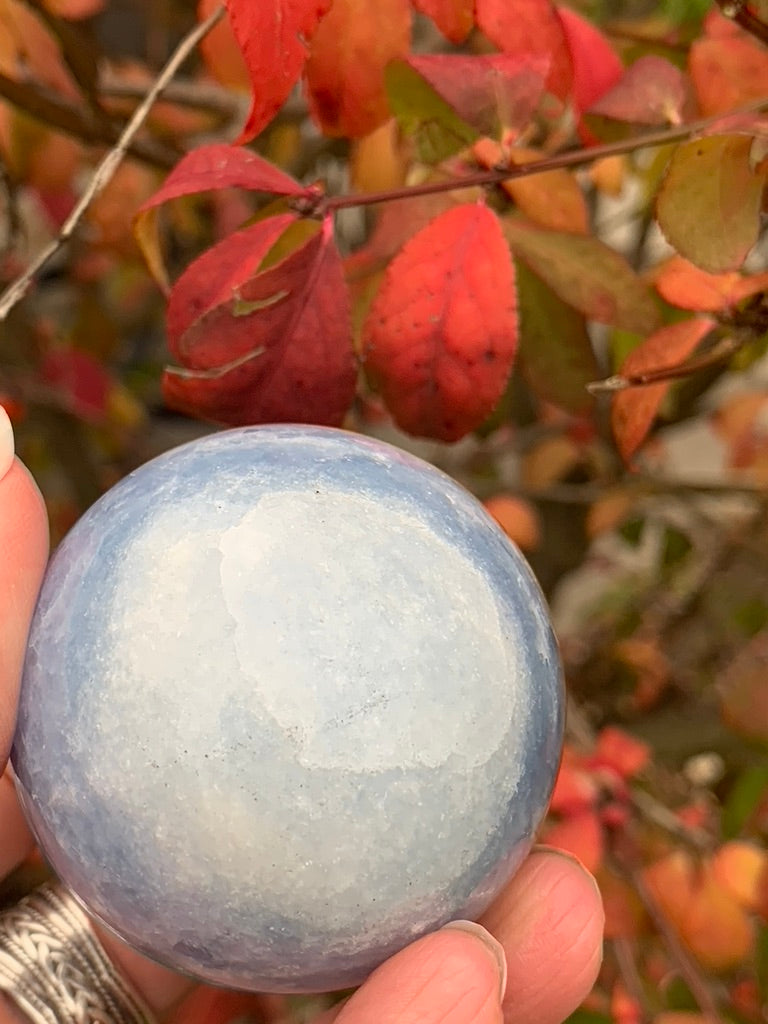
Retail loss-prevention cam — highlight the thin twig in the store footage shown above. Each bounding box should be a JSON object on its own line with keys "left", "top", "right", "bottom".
{"left": 0, "top": 4, "right": 224, "bottom": 323}
{"left": 629, "top": 862, "right": 726, "bottom": 1024}
{"left": 587, "top": 334, "right": 746, "bottom": 394}
{"left": 715, "top": 0, "right": 768, "bottom": 47}
{"left": 613, "top": 936, "right": 652, "bottom": 1024}
{"left": 98, "top": 71, "right": 247, "bottom": 120}
{"left": 322, "top": 97, "right": 768, "bottom": 213}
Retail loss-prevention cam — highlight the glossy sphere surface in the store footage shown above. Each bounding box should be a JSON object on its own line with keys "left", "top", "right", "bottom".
{"left": 14, "top": 426, "right": 563, "bottom": 992}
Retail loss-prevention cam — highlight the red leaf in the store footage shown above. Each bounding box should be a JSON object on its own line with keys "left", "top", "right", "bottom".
{"left": 590, "top": 726, "right": 650, "bottom": 780}
{"left": 550, "top": 748, "right": 598, "bottom": 815}
{"left": 345, "top": 192, "right": 465, "bottom": 281}
{"left": 405, "top": 52, "right": 548, "bottom": 138}
{"left": 163, "top": 218, "right": 356, "bottom": 428}
{"left": 410, "top": 0, "right": 474, "bottom": 43}
{"left": 41, "top": 349, "right": 111, "bottom": 421}
{"left": 305, "top": 0, "right": 411, "bottom": 137}
{"left": 543, "top": 809, "right": 604, "bottom": 873}
{"left": 138, "top": 145, "right": 303, "bottom": 212}
{"left": 475, "top": 0, "right": 572, "bottom": 101}
{"left": 655, "top": 256, "right": 768, "bottom": 312}
{"left": 586, "top": 56, "right": 693, "bottom": 131}
{"left": 166, "top": 213, "right": 297, "bottom": 366}
{"left": 225, "top": 0, "right": 333, "bottom": 142}
{"left": 558, "top": 6, "right": 623, "bottom": 115}
{"left": 611, "top": 317, "right": 714, "bottom": 462}
{"left": 362, "top": 203, "right": 517, "bottom": 441}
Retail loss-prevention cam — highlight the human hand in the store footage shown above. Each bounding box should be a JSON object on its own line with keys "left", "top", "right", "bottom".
{"left": 0, "top": 411, "right": 603, "bottom": 1024}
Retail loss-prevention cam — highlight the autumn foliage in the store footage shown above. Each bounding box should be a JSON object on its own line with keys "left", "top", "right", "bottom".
{"left": 3, "top": 0, "right": 768, "bottom": 1021}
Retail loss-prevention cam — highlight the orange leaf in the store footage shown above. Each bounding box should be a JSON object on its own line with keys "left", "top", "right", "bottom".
{"left": 483, "top": 494, "right": 541, "bottom": 551}
{"left": 711, "top": 841, "right": 768, "bottom": 911}
{"left": 411, "top": 0, "right": 474, "bottom": 43}
{"left": 362, "top": 204, "right": 517, "bottom": 441}
{"left": 475, "top": 0, "right": 572, "bottom": 101}
{"left": 0, "top": 0, "right": 75, "bottom": 93}
{"left": 543, "top": 808, "right": 604, "bottom": 873}
{"left": 643, "top": 851, "right": 697, "bottom": 929}
{"left": 225, "top": 0, "right": 333, "bottom": 142}
{"left": 689, "top": 34, "right": 768, "bottom": 117}
{"left": 351, "top": 120, "right": 408, "bottom": 194}
{"left": 655, "top": 255, "right": 768, "bottom": 312}
{"left": 475, "top": 140, "right": 588, "bottom": 234}
{"left": 198, "top": 0, "right": 250, "bottom": 91}
{"left": 611, "top": 317, "right": 714, "bottom": 462}
{"left": 40, "top": 0, "right": 103, "bottom": 15}
{"left": 305, "top": 0, "right": 411, "bottom": 138}
{"left": 680, "top": 864, "right": 754, "bottom": 971}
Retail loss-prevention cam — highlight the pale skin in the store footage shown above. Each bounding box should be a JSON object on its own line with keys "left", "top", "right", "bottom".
{"left": 0, "top": 423, "right": 604, "bottom": 1024}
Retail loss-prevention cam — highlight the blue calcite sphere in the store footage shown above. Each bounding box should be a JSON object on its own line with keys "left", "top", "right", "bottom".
{"left": 14, "top": 426, "right": 563, "bottom": 993}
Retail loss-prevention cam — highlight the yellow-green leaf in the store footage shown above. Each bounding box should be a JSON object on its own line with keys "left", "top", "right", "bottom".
{"left": 656, "top": 135, "right": 765, "bottom": 273}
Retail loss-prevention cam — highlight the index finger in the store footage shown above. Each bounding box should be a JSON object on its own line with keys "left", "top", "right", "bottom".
{"left": 0, "top": 413, "right": 50, "bottom": 765}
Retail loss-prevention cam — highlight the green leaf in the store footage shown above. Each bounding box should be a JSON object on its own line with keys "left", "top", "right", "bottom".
{"left": 515, "top": 260, "right": 598, "bottom": 414}
{"left": 385, "top": 60, "right": 479, "bottom": 164}
{"left": 564, "top": 1011, "right": 612, "bottom": 1024}
{"left": 503, "top": 219, "right": 661, "bottom": 334}
{"left": 661, "top": 525, "right": 692, "bottom": 568}
{"left": 722, "top": 764, "right": 768, "bottom": 839}
{"left": 656, "top": 135, "right": 765, "bottom": 273}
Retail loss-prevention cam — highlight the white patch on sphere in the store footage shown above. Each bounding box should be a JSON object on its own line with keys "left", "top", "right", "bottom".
{"left": 218, "top": 489, "right": 513, "bottom": 772}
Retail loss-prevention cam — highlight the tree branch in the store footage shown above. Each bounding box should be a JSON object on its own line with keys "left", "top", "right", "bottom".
{"left": 715, "top": 0, "right": 768, "bottom": 47}
{"left": 0, "top": 72, "right": 179, "bottom": 169}
{"left": 0, "top": 4, "right": 224, "bottom": 323}
{"left": 321, "top": 97, "right": 768, "bottom": 213}
{"left": 98, "top": 70, "right": 248, "bottom": 121}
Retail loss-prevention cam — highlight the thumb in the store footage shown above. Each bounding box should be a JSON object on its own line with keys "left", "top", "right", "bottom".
{"left": 321, "top": 922, "right": 506, "bottom": 1024}
{"left": 0, "top": 409, "right": 49, "bottom": 765}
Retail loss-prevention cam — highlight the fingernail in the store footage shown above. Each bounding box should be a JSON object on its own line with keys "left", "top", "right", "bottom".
{"left": 0, "top": 406, "right": 14, "bottom": 482}
{"left": 533, "top": 845, "right": 603, "bottom": 899}
{"left": 441, "top": 920, "right": 508, "bottom": 1002}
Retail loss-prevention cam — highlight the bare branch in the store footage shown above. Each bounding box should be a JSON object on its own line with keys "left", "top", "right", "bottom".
{"left": 0, "top": 71, "right": 179, "bottom": 169}
{"left": 98, "top": 70, "right": 248, "bottom": 121}
{"left": 0, "top": 4, "right": 225, "bottom": 324}
{"left": 715, "top": 0, "right": 768, "bottom": 47}
{"left": 324, "top": 97, "right": 768, "bottom": 213}
{"left": 587, "top": 334, "right": 746, "bottom": 394}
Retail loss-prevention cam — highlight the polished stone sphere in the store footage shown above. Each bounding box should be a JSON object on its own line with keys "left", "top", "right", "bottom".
{"left": 13, "top": 425, "right": 563, "bottom": 993}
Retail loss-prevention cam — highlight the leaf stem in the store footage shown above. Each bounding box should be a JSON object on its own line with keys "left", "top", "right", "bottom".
{"left": 0, "top": 4, "right": 225, "bottom": 323}
{"left": 322, "top": 97, "right": 768, "bottom": 213}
